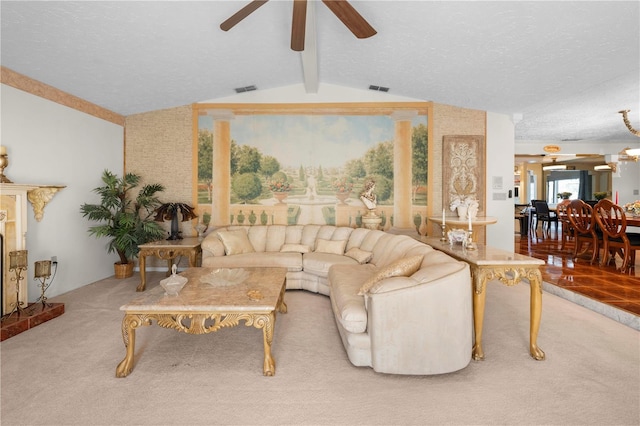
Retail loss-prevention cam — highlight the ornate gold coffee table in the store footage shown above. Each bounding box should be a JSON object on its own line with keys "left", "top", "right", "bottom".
{"left": 116, "top": 267, "right": 287, "bottom": 377}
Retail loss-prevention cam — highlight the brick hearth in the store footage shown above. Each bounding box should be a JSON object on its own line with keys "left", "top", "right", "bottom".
{"left": 1, "top": 303, "right": 64, "bottom": 341}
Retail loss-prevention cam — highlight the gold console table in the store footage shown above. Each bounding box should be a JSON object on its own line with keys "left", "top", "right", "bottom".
{"left": 420, "top": 236, "right": 546, "bottom": 361}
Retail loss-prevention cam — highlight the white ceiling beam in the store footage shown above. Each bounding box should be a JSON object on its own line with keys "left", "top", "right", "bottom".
{"left": 300, "top": 0, "right": 318, "bottom": 93}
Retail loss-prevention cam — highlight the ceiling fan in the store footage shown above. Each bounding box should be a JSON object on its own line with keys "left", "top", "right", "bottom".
{"left": 220, "top": 0, "right": 377, "bottom": 51}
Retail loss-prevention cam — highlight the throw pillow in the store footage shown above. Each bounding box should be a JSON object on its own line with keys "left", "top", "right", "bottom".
{"left": 357, "top": 255, "right": 424, "bottom": 295}
{"left": 216, "top": 229, "right": 255, "bottom": 255}
{"left": 280, "top": 243, "right": 311, "bottom": 253}
{"left": 345, "top": 247, "right": 373, "bottom": 264}
{"left": 315, "top": 239, "right": 347, "bottom": 255}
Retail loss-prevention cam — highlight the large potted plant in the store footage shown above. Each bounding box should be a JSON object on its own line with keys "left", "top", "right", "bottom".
{"left": 80, "top": 170, "right": 166, "bottom": 278}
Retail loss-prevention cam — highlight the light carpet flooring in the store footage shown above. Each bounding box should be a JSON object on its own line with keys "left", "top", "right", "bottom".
{"left": 1, "top": 271, "right": 638, "bottom": 425}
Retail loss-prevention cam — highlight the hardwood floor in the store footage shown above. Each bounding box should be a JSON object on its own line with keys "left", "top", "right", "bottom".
{"left": 515, "top": 225, "right": 640, "bottom": 317}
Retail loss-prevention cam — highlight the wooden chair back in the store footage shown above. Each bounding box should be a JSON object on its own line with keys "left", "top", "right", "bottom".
{"left": 594, "top": 199, "right": 626, "bottom": 239}
{"left": 567, "top": 200, "right": 595, "bottom": 234}
{"left": 567, "top": 199, "right": 599, "bottom": 263}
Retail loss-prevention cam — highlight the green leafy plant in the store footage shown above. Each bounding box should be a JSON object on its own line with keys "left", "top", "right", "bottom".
{"left": 80, "top": 170, "right": 165, "bottom": 265}
{"left": 593, "top": 192, "right": 608, "bottom": 201}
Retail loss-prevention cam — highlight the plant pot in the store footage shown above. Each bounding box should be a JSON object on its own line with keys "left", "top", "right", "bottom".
{"left": 335, "top": 192, "right": 350, "bottom": 204}
{"left": 273, "top": 192, "right": 289, "bottom": 204}
{"left": 114, "top": 262, "right": 134, "bottom": 279}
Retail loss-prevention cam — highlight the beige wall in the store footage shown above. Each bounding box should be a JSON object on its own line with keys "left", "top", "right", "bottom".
{"left": 125, "top": 105, "right": 193, "bottom": 203}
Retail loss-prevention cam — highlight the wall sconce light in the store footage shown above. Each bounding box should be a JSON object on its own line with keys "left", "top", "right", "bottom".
{"left": 625, "top": 147, "right": 640, "bottom": 157}
{"left": 34, "top": 260, "right": 53, "bottom": 307}
{"left": 3, "top": 250, "right": 28, "bottom": 320}
{"left": 594, "top": 164, "right": 612, "bottom": 171}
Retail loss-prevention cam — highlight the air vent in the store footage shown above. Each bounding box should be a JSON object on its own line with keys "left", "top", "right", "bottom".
{"left": 369, "top": 85, "right": 389, "bottom": 92}
{"left": 234, "top": 85, "right": 257, "bottom": 93}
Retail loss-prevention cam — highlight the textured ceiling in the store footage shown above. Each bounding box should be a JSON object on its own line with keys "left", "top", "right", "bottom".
{"left": 1, "top": 1, "right": 639, "bottom": 143}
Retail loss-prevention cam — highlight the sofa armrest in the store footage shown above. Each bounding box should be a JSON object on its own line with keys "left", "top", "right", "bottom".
{"left": 366, "top": 263, "right": 472, "bottom": 375}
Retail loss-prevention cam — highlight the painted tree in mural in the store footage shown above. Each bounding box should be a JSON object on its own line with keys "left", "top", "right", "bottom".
{"left": 198, "top": 129, "right": 213, "bottom": 202}
{"left": 232, "top": 173, "right": 263, "bottom": 203}
{"left": 260, "top": 156, "right": 281, "bottom": 177}
{"left": 412, "top": 124, "right": 428, "bottom": 203}
{"left": 235, "top": 145, "right": 262, "bottom": 174}
{"left": 345, "top": 158, "right": 367, "bottom": 180}
{"left": 364, "top": 141, "right": 394, "bottom": 180}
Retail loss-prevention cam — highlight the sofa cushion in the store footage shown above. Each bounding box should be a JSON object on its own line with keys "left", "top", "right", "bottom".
{"left": 202, "top": 252, "right": 303, "bottom": 272}
{"left": 357, "top": 255, "right": 424, "bottom": 295}
{"left": 280, "top": 243, "right": 311, "bottom": 253}
{"left": 328, "top": 264, "right": 377, "bottom": 334}
{"left": 315, "top": 238, "right": 347, "bottom": 255}
{"left": 303, "top": 252, "right": 357, "bottom": 277}
{"left": 345, "top": 247, "right": 373, "bottom": 264}
{"left": 217, "top": 229, "right": 255, "bottom": 255}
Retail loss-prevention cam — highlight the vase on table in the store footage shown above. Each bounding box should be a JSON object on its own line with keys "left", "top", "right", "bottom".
{"left": 457, "top": 205, "right": 468, "bottom": 220}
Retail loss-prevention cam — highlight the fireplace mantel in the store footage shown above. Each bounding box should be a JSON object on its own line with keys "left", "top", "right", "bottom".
{"left": 0, "top": 183, "right": 65, "bottom": 315}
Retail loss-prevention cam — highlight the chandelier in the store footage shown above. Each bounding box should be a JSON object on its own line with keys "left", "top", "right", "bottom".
{"left": 618, "top": 110, "right": 640, "bottom": 158}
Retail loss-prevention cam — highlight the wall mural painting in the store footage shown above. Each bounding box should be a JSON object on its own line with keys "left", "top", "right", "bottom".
{"left": 198, "top": 113, "right": 428, "bottom": 228}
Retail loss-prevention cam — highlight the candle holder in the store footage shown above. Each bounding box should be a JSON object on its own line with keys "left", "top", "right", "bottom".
{"left": 440, "top": 223, "right": 447, "bottom": 242}
{"left": 464, "top": 229, "right": 477, "bottom": 250}
{"left": 34, "top": 260, "right": 53, "bottom": 307}
{"left": 2, "top": 250, "right": 28, "bottom": 320}
{"left": 0, "top": 153, "right": 12, "bottom": 183}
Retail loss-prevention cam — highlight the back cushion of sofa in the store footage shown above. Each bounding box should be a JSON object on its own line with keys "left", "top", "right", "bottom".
{"left": 265, "top": 226, "right": 287, "bottom": 252}
{"left": 285, "top": 225, "right": 304, "bottom": 244}
{"left": 301, "top": 225, "right": 322, "bottom": 247}
{"left": 332, "top": 226, "right": 354, "bottom": 242}
{"left": 358, "top": 230, "right": 386, "bottom": 252}
{"left": 247, "top": 226, "right": 268, "bottom": 252}
{"left": 346, "top": 228, "right": 371, "bottom": 251}
{"left": 316, "top": 225, "right": 338, "bottom": 241}
{"left": 373, "top": 236, "right": 424, "bottom": 268}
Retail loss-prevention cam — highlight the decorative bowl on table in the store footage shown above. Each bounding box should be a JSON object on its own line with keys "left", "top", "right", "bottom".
{"left": 447, "top": 229, "right": 468, "bottom": 245}
{"left": 160, "top": 265, "right": 188, "bottom": 296}
{"left": 200, "top": 268, "right": 249, "bottom": 287}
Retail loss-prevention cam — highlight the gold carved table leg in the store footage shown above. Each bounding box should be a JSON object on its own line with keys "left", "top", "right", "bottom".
{"left": 528, "top": 269, "right": 545, "bottom": 360}
{"left": 137, "top": 252, "right": 148, "bottom": 292}
{"left": 116, "top": 314, "right": 150, "bottom": 377}
{"left": 257, "top": 311, "right": 276, "bottom": 376}
{"left": 471, "top": 265, "right": 545, "bottom": 361}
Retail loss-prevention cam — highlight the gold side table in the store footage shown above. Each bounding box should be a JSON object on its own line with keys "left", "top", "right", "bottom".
{"left": 136, "top": 237, "right": 202, "bottom": 292}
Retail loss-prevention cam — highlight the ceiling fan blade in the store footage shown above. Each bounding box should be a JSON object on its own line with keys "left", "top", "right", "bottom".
{"left": 321, "top": 0, "right": 376, "bottom": 39}
{"left": 220, "top": 0, "right": 269, "bottom": 31}
{"left": 291, "top": 0, "right": 307, "bottom": 51}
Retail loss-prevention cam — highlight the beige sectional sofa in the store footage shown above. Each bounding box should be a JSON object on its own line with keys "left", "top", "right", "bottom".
{"left": 201, "top": 224, "right": 472, "bottom": 375}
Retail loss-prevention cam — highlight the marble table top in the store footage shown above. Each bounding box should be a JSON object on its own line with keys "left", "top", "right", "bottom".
{"left": 121, "top": 267, "right": 287, "bottom": 312}
{"left": 420, "top": 236, "right": 545, "bottom": 266}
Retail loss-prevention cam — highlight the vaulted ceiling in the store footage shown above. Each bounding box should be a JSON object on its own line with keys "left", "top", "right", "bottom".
{"left": 1, "top": 1, "right": 639, "bottom": 143}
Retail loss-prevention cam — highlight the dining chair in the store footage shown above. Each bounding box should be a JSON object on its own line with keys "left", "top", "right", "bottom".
{"left": 533, "top": 200, "right": 558, "bottom": 236}
{"left": 556, "top": 199, "right": 573, "bottom": 251}
{"left": 527, "top": 200, "right": 543, "bottom": 236}
{"left": 567, "top": 200, "right": 600, "bottom": 264}
{"left": 593, "top": 199, "right": 640, "bottom": 273}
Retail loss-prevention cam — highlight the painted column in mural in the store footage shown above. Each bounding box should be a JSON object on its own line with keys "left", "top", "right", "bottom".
{"left": 391, "top": 110, "right": 417, "bottom": 230}
{"left": 210, "top": 109, "right": 234, "bottom": 227}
